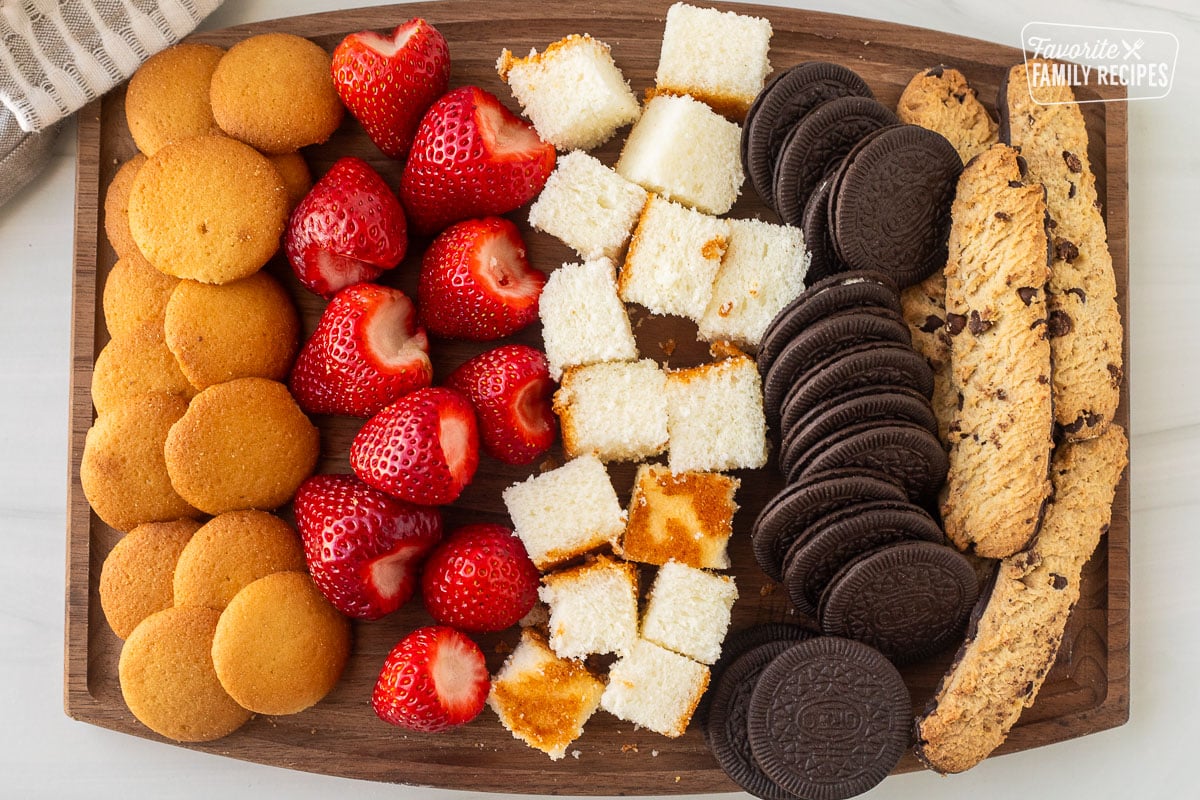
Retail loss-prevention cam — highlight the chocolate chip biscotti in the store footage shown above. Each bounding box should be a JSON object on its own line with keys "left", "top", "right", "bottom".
{"left": 915, "top": 424, "right": 1128, "bottom": 774}
{"left": 1000, "top": 59, "right": 1123, "bottom": 441}
{"left": 941, "top": 143, "right": 1053, "bottom": 559}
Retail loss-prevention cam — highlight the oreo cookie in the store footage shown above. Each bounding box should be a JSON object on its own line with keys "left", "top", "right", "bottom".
{"left": 774, "top": 342, "right": 935, "bottom": 431}
{"left": 743, "top": 62, "right": 874, "bottom": 209}
{"left": 782, "top": 499, "right": 945, "bottom": 616}
{"left": 779, "top": 385, "right": 939, "bottom": 476}
{"left": 800, "top": 175, "right": 846, "bottom": 286}
{"left": 747, "top": 637, "right": 910, "bottom": 800}
{"left": 698, "top": 622, "right": 815, "bottom": 727}
{"left": 774, "top": 96, "right": 899, "bottom": 227}
{"left": 828, "top": 124, "right": 963, "bottom": 288}
{"left": 789, "top": 421, "right": 949, "bottom": 502}
{"left": 819, "top": 540, "right": 979, "bottom": 664}
{"left": 756, "top": 270, "right": 900, "bottom": 375}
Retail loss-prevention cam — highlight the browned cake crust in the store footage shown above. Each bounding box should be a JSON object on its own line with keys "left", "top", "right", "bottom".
{"left": 916, "top": 425, "right": 1127, "bottom": 773}
{"left": 940, "top": 144, "right": 1054, "bottom": 559}
{"left": 1001, "top": 59, "right": 1123, "bottom": 441}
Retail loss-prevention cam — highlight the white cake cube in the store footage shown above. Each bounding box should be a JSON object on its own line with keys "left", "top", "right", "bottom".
{"left": 538, "top": 258, "right": 638, "bottom": 380}
{"left": 615, "top": 93, "right": 744, "bottom": 215}
{"left": 640, "top": 561, "right": 737, "bottom": 664}
{"left": 655, "top": 2, "right": 773, "bottom": 121}
{"left": 618, "top": 194, "right": 729, "bottom": 321}
{"left": 600, "top": 638, "right": 710, "bottom": 737}
{"left": 539, "top": 555, "right": 640, "bottom": 659}
{"left": 554, "top": 359, "right": 668, "bottom": 462}
{"left": 498, "top": 34, "right": 641, "bottom": 151}
{"left": 666, "top": 352, "right": 768, "bottom": 472}
{"left": 528, "top": 150, "right": 648, "bottom": 262}
{"left": 699, "top": 217, "right": 810, "bottom": 346}
{"left": 503, "top": 453, "right": 625, "bottom": 570}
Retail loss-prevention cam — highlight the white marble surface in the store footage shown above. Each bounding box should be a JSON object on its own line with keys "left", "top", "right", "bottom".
{"left": 0, "top": 0, "right": 1194, "bottom": 797}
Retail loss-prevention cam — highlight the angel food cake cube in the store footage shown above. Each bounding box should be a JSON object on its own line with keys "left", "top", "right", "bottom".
{"left": 502, "top": 453, "right": 625, "bottom": 570}
{"left": 554, "top": 359, "right": 668, "bottom": 462}
{"left": 640, "top": 560, "right": 737, "bottom": 665}
{"left": 599, "top": 638, "right": 710, "bottom": 737}
{"left": 528, "top": 150, "right": 648, "bottom": 262}
{"left": 666, "top": 353, "right": 768, "bottom": 472}
{"left": 699, "top": 217, "right": 810, "bottom": 347}
{"left": 615, "top": 93, "right": 743, "bottom": 215}
{"left": 618, "top": 194, "right": 729, "bottom": 321}
{"left": 620, "top": 464, "right": 739, "bottom": 569}
{"left": 655, "top": 2, "right": 773, "bottom": 121}
{"left": 498, "top": 34, "right": 641, "bottom": 151}
{"left": 539, "top": 555, "right": 640, "bottom": 659}
{"left": 538, "top": 258, "right": 638, "bottom": 380}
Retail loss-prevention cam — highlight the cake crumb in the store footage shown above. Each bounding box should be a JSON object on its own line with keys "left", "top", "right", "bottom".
{"left": 660, "top": 338, "right": 677, "bottom": 357}
{"left": 571, "top": 750, "right": 582, "bottom": 759}
{"left": 622, "top": 743, "right": 639, "bottom": 753}
{"left": 759, "top": 582, "right": 777, "bottom": 597}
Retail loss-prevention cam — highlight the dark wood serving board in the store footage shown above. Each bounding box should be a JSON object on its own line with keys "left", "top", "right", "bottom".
{"left": 65, "top": 0, "right": 1130, "bottom": 793}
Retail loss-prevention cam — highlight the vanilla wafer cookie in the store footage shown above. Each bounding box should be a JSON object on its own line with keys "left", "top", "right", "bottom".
{"left": 916, "top": 425, "right": 1128, "bottom": 773}
{"left": 1000, "top": 59, "right": 1122, "bottom": 441}
{"left": 940, "top": 144, "right": 1053, "bottom": 559}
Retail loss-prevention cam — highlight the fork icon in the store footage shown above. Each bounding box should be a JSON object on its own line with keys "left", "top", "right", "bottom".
{"left": 1122, "top": 38, "right": 1145, "bottom": 60}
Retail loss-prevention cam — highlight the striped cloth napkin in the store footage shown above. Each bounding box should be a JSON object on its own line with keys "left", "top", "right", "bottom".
{"left": 0, "top": 0, "right": 224, "bottom": 208}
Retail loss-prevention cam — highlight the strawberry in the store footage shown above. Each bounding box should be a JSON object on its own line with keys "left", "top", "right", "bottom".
{"left": 294, "top": 473, "right": 443, "bottom": 620}
{"left": 290, "top": 283, "right": 432, "bottom": 418}
{"left": 285, "top": 156, "right": 408, "bottom": 298}
{"left": 417, "top": 217, "right": 546, "bottom": 340}
{"left": 350, "top": 387, "right": 479, "bottom": 505}
{"left": 420, "top": 523, "right": 540, "bottom": 633}
{"left": 445, "top": 344, "right": 556, "bottom": 465}
{"left": 331, "top": 18, "right": 451, "bottom": 159}
{"left": 399, "top": 86, "right": 555, "bottom": 235}
{"left": 372, "top": 625, "right": 489, "bottom": 733}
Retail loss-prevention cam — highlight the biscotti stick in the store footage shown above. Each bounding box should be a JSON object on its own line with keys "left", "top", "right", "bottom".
{"left": 896, "top": 66, "right": 999, "bottom": 446}
{"left": 941, "top": 144, "right": 1053, "bottom": 558}
{"left": 915, "top": 425, "right": 1128, "bottom": 774}
{"left": 1000, "top": 59, "right": 1123, "bottom": 441}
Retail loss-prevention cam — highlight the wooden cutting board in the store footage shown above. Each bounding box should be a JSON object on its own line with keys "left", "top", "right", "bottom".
{"left": 64, "top": 0, "right": 1130, "bottom": 793}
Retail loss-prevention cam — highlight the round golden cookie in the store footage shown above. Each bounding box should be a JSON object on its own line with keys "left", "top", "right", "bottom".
{"left": 128, "top": 134, "right": 288, "bottom": 285}
{"left": 173, "top": 510, "right": 305, "bottom": 611}
{"left": 266, "top": 151, "right": 313, "bottom": 211}
{"left": 209, "top": 33, "right": 344, "bottom": 154}
{"left": 163, "top": 377, "right": 319, "bottom": 515}
{"left": 91, "top": 323, "right": 196, "bottom": 415}
{"left": 164, "top": 271, "right": 300, "bottom": 390}
{"left": 100, "top": 519, "right": 201, "bottom": 639}
{"left": 81, "top": 393, "right": 200, "bottom": 532}
{"left": 102, "top": 249, "right": 180, "bottom": 338}
{"left": 211, "top": 571, "right": 350, "bottom": 715}
{"left": 103, "top": 153, "right": 147, "bottom": 260}
{"left": 126, "top": 42, "right": 225, "bottom": 156}
{"left": 119, "top": 605, "right": 252, "bottom": 741}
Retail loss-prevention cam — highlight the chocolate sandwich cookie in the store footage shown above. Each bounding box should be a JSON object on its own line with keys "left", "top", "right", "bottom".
{"left": 751, "top": 470, "right": 908, "bottom": 582}
{"left": 779, "top": 385, "right": 939, "bottom": 476}
{"left": 748, "top": 636, "right": 910, "bottom": 800}
{"left": 786, "top": 420, "right": 949, "bottom": 501}
{"left": 782, "top": 498, "right": 945, "bottom": 616}
{"left": 828, "top": 124, "right": 963, "bottom": 288}
{"left": 774, "top": 96, "right": 899, "bottom": 227}
{"left": 774, "top": 342, "right": 935, "bottom": 432}
{"left": 742, "top": 62, "right": 874, "bottom": 210}
{"left": 705, "top": 640, "right": 801, "bottom": 800}
{"left": 698, "top": 622, "right": 814, "bottom": 728}
{"left": 757, "top": 270, "right": 900, "bottom": 375}
{"left": 801, "top": 175, "right": 846, "bottom": 286}
{"left": 819, "top": 540, "right": 979, "bottom": 664}
{"left": 763, "top": 309, "right": 912, "bottom": 430}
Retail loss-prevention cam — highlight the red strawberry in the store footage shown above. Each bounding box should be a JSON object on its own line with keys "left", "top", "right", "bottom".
{"left": 290, "top": 283, "right": 432, "bottom": 418}
{"left": 372, "top": 625, "right": 489, "bottom": 733}
{"left": 420, "top": 523, "right": 540, "bottom": 633}
{"left": 285, "top": 156, "right": 408, "bottom": 298}
{"left": 331, "top": 18, "right": 450, "bottom": 159}
{"left": 294, "top": 473, "right": 443, "bottom": 620}
{"left": 399, "top": 86, "right": 555, "bottom": 235}
{"left": 350, "top": 387, "right": 479, "bottom": 505}
{"left": 417, "top": 217, "right": 546, "bottom": 340}
{"left": 445, "top": 344, "right": 556, "bottom": 464}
